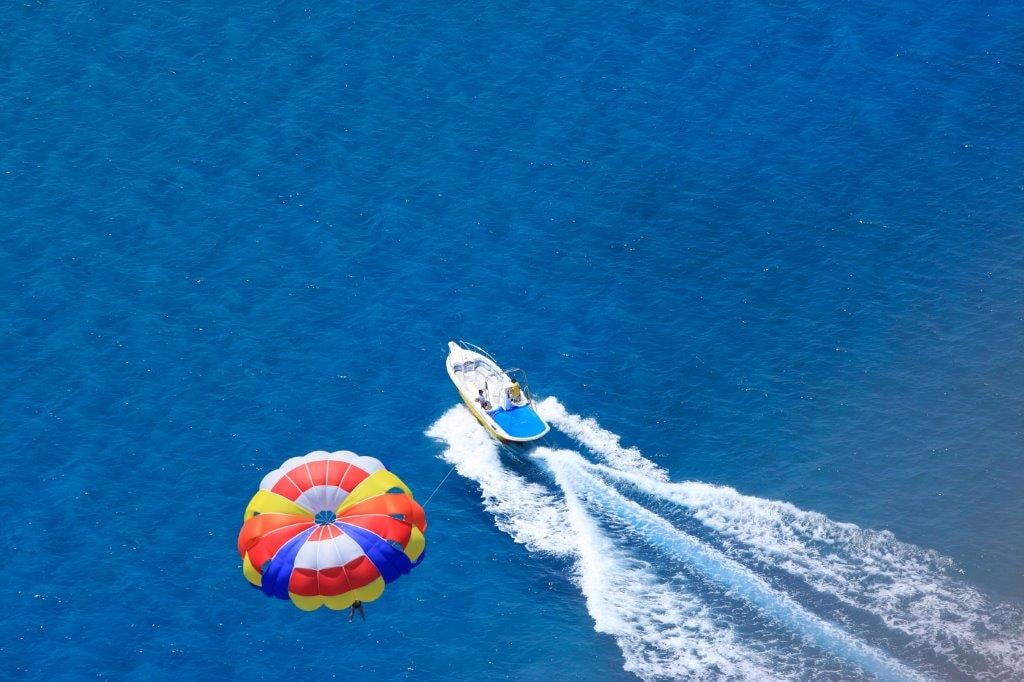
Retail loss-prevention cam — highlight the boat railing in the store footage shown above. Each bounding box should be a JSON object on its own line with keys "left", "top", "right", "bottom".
{"left": 458, "top": 340, "right": 500, "bottom": 365}
{"left": 456, "top": 343, "right": 538, "bottom": 407}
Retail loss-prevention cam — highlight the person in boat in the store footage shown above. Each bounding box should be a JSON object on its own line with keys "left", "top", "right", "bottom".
{"left": 476, "top": 389, "right": 491, "bottom": 410}
{"left": 349, "top": 600, "right": 365, "bottom": 622}
{"left": 507, "top": 378, "right": 523, "bottom": 404}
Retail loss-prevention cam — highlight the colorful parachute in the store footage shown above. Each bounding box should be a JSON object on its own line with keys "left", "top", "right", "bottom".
{"left": 237, "top": 450, "right": 426, "bottom": 611}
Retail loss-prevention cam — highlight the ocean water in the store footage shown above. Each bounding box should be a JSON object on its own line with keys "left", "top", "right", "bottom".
{"left": 3, "top": 0, "right": 1023, "bottom": 679}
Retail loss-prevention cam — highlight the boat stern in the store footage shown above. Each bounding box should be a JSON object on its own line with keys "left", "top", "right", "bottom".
{"left": 490, "top": 405, "right": 550, "bottom": 442}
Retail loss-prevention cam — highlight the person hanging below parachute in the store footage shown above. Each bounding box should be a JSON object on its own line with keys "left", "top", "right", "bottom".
{"left": 237, "top": 450, "right": 427, "bottom": 611}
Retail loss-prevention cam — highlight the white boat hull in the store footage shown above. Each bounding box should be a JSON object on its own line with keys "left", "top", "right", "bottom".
{"left": 445, "top": 341, "right": 550, "bottom": 442}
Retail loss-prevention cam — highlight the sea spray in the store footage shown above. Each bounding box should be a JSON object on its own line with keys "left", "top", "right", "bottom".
{"left": 427, "top": 405, "right": 775, "bottom": 681}
{"left": 425, "top": 405, "right": 573, "bottom": 555}
{"left": 538, "top": 447, "right": 921, "bottom": 682}
{"left": 558, "top": 470, "right": 772, "bottom": 680}
{"left": 583, "top": 460, "right": 1024, "bottom": 678}
{"left": 543, "top": 396, "right": 1024, "bottom": 679}
{"left": 536, "top": 397, "right": 668, "bottom": 481}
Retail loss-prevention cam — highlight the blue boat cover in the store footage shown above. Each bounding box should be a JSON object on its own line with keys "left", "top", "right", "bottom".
{"left": 490, "top": 405, "right": 548, "bottom": 439}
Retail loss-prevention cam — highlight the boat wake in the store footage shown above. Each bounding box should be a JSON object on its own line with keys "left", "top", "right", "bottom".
{"left": 426, "top": 400, "right": 1024, "bottom": 681}
{"left": 425, "top": 407, "right": 572, "bottom": 556}
{"left": 427, "top": 406, "right": 774, "bottom": 680}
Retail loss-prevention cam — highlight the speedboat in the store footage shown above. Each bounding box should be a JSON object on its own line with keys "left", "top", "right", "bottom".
{"left": 446, "top": 341, "right": 550, "bottom": 442}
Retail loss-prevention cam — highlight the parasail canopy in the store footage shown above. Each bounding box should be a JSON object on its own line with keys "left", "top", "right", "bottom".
{"left": 237, "top": 450, "right": 426, "bottom": 611}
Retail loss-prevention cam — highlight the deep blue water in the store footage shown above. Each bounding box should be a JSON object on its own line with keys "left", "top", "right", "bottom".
{"left": 3, "top": 1, "right": 1023, "bottom": 679}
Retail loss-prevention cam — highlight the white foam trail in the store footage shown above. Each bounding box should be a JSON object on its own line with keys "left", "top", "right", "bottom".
{"left": 548, "top": 398, "right": 1024, "bottom": 679}
{"left": 589, "top": 462, "right": 1024, "bottom": 679}
{"left": 539, "top": 448, "right": 922, "bottom": 682}
{"left": 537, "top": 397, "right": 668, "bottom": 481}
{"left": 427, "top": 406, "right": 775, "bottom": 681}
{"left": 559, "top": 468, "right": 773, "bottom": 680}
{"left": 425, "top": 405, "right": 573, "bottom": 555}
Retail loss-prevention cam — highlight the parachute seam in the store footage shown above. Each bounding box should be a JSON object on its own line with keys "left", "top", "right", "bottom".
{"left": 257, "top": 522, "right": 316, "bottom": 568}
{"left": 301, "top": 459, "right": 318, "bottom": 511}
{"left": 332, "top": 522, "right": 357, "bottom": 598}
{"left": 322, "top": 458, "right": 332, "bottom": 513}
{"left": 280, "top": 471, "right": 310, "bottom": 510}
{"left": 337, "top": 462, "right": 355, "bottom": 505}
{"left": 265, "top": 526, "right": 316, "bottom": 597}
{"left": 336, "top": 521, "right": 400, "bottom": 583}
{"left": 314, "top": 524, "right": 322, "bottom": 604}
